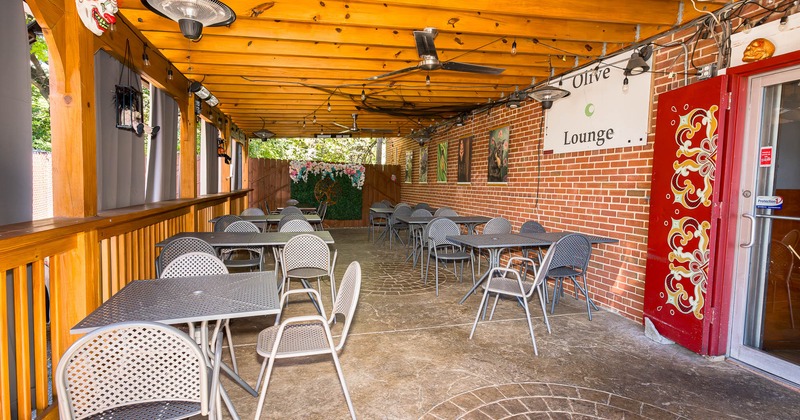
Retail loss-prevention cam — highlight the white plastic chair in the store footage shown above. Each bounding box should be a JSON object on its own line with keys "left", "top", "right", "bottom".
{"left": 253, "top": 261, "right": 362, "bottom": 420}
{"left": 281, "top": 233, "right": 337, "bottom": 307}
{"left": 160, "top": 252, "right": 239, "bottom": 374}
{"left": 470, "top": 255, "right": 552, "bottom": 355}
{"left": 221, "top": 220, "right": 264, "bottom": 271}
{"left": 56, "top": 321, "right": 217, "bottom": 420}
{"left": 156, "top": 237, "right": 217, "bottom": 278}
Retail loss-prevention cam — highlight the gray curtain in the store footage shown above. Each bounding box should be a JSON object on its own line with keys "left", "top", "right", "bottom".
{"left": 95, "top": 50, "right": 146, "bottom": 211}
{"left": 0, "top": 2, "right": 32, "bottom": 225}
{"left": 201, "top": 121, "right": 219, "bottom": 194}
{"left": 145, "top": 86, "right": 179, "bottom": 202}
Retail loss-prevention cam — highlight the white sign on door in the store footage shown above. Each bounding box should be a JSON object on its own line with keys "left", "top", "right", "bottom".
{"left": 543, "top": 56, "right": 652, "bottom": 154}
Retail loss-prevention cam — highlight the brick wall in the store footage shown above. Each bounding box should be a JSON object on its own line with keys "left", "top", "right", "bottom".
{"left": 392, "top": 1, "right": 785, "bottom": 323}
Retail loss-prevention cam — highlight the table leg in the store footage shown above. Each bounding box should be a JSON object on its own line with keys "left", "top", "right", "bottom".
{"left": 200, "top": 321, "right": 244, "bottom": 419}
{"left": 459, "top": 248, "right": 501, "bottom": 304}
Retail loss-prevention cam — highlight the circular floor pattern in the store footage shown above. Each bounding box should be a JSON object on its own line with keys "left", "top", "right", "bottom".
{"left": 355, "top": 259, "right": 447, "bottom": 295}
{"left": 420, "top": 382, "right": 687, "bottom": 420}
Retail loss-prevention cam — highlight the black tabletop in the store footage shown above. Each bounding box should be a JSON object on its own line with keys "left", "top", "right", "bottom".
{"left": 156, "top": 231, "right": 334, "bottom": 248}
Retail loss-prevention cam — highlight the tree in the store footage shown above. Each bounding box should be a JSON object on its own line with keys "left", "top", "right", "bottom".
{"left": 249, "top": 137, "right": 378, "bottom": 164}
{"left": 27, "top": 14, "right": 51, "bottom": 151}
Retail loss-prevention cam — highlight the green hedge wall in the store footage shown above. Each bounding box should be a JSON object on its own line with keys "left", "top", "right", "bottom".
{"left": 290, "top": 173, "right": 363, "bottom": 220}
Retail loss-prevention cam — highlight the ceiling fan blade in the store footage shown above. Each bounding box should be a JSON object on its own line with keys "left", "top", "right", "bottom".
{"left": 332, "top": 122, "right": 351, "bottom": 130}
{"left": 413, "top": 29, "right": 438, "bottom": 59}
{"left": 337, "top": 128, "right": 352, "bottom": 134}
{"left": 441, "top": 61, "right": 505, "bottom": 75}
{"left": 367, "top": 65, "right": 420, "bottom": 80}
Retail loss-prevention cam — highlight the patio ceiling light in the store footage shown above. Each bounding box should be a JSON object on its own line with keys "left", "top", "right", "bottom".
{"left": 205, "top": 94, "right": 219, "bottom": 107}
{"left": 140, "top": 0, "right": 236, "bottom": 41}
{"left": 624, "top": 45, "right": 652, "bottom": 76}
{"left": 527, "top": 85, "right": 570, "bottom": 110}
{"left": 188, "top": 81, "right": 210, "bottom": 99}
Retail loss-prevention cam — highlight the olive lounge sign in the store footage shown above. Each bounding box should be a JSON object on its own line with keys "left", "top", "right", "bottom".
{"left": 542, "top": 54, "right": 652, "bottom": 155}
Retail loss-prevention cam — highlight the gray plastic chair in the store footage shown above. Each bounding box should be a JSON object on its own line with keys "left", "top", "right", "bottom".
{"left": 280, "top": 206, "right": 303, "bottom": 215}
{"left": 254, "top": 261, "right": 361, "bottom": 420}
{"left": 434, "top": 207, "right": 458, "bottom": 217}
{"left": 156, "top": 237, "right": 217, "bottom": 278}
{"left": 277, "top": 213, "right": 306, "bottom": 231}
{"left": 476, "top": 217, "right": 512, "bottom": 272}
{"left": 388, "top": 204, "right": 413, "bottom": 249}
{"left": 241, "top": 207, "right": 266, "bottom": 216}
{"left": 221, "top": 220, "right": 264, "bottom": 271}
{"left": 469, "top": 254, "right": 552, "bottom": 355}
{"left": 280, "top": 233, "right": 337, "bottom": 307}
{"left": 279, "top": 219, "right": 314, "bottom": 232}
{"left": 426, "top": 218, "right": 474, "bottom": 296}
{"left": 56, "top": 321, "right": 215, "bottom": 420}
{"left": 314, "top": 201, "right": 328, "bottom": 230}
{"left": 286, "top": 199, "right": 300, "bottom": 206}
{"left": 369, "top": 201, "right": 389, "bottom": 242}
{"left": 409, "top": 208, "right": 433, "bottom": 265}
{"left": 213, "top": 214, "right": 242, "bottom": 232}
{"left": 520, "top": 220, "right": 547, "bottom": 277}
{"left": 547, "top": 234, "right": 597, "bottom": 320}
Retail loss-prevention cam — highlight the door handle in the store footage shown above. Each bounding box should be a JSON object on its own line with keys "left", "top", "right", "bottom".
{"left": 740, "top": 213, "right": 756, "bottom": 248}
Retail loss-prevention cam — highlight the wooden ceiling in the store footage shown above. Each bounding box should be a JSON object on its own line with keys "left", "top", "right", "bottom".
{"left": 120, "top": 0, "right": 728, "bottom": 138}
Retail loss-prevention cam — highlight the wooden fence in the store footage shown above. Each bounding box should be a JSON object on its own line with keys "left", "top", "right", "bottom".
{"left": 0, "top": 191, "right": 247, "bottom": 420}
{"left": 247, "top": 159, "right": 401, "bottom": 227}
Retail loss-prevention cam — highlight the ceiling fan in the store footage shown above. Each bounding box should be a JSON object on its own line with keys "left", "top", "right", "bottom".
{"left": 333, "top": 114, "right": 394, "bottom": 134}
{"left": 368, "top": 28, "right": 505, "bottom": 81}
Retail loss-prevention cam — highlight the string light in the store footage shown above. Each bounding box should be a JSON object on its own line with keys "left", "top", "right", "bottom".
{"left": 511, "top": 40, "right": 517, "bottom": 55}
{"left": 425, "top": 74, "right": 431, "bottom": 86}
{"left": 142, "top": 43, "right": 151, "bottom": 67}
{"left": 622, "top": 76, "right": 629, "bottom": 93}
{"left": 327, "top": 101, "right": 331, "bottom": 112}
{"left": 779, "top": 14, "right": 789, "bottom": 31}
{"left": 361, "top": 84, "right": 366, "bottom": 101}
{"left": 312, "top": 114, "right": 317, "bottom": 124}
{"left": 166, "top": 68, "right": 173, "bottom": 80}
{"left": 303, "top": 117, "right": 306, "bottom": 128}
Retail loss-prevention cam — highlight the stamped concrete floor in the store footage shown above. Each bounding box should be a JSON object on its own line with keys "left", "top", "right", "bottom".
{"left": 220, "top": 228, "right": 800, "bottom": 419}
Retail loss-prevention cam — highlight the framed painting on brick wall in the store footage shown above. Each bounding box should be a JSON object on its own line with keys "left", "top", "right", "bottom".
{"left": 404, "top": 151, "right": 413, "bottom": 183}
{"left": 488, "top": 125, "right": 509, "bottom": 183}
{"left": 437, "top": 142, "right": 447, "bottom": 183}
{"left": 419, "top": 145, "right": 428, "bottom": 183}
{"left": 457, "top": 136, "right": 472, "bottom": 184}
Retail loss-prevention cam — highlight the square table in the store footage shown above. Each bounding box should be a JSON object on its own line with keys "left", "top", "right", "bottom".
{"left": 369, "top": 207, "right": 395, "bottom": 242}
{"left": 448, "top": 232, "right": 616, "bottom": 304}
{"left": 210, "top": 214, "right": 321, "bottom": 231}
{"left": 156, "top": 231, "right": 334, "bottom": 249}
{"left": 72, "top": 271, "right": 281, "bottom": 418}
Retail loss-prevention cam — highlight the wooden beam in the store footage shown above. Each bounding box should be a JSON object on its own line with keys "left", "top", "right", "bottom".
{"left": 180, "top": 94, "right": 197, "bottom": 198}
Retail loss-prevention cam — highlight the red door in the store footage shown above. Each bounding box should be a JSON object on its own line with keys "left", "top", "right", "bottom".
{"left": 644, "top": 76, "right": 728, "bottom": 354}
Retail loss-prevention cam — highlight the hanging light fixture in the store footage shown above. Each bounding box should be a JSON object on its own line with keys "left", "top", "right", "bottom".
{"left": 167, "top": 68, "right": 174, "bottom": 80}
{"left": 506, "top": 86, "right": 523, "bottom": 109}
{"left": 622, "top": 76, "right": 629, "bottom": 93}
{"left": 624, "top": 45, "right": 652, "bottom": 76}
{"left": 511, "top": 39, "right": 517, "bottom": 55}
{"left": 425, "top": 74, "right": 431, "bottom": 86}
{"left": 527, "top": 64, "right": 570, "bottom": 110}
{"left": 361, "top": 84, "right": 366, "bottom": 101}
{"left": 140, "top": 0, "right": 236, "bottom": 41}
{"left": 142, "top": 43, "right": 151, "bottom": 67}
{"left": 327, "top": 101, "right": 331, "bottom": 112}
{"left": 253, "top": 118, "right": 275, "bottom": 139}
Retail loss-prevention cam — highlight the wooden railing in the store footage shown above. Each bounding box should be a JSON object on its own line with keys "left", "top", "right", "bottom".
{"left": 0, "top": 191, "right": 248, "bottom": 420}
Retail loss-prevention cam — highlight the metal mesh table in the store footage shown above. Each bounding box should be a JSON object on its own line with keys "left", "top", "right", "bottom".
{"left": 155, "top": 231, "right": 334, "bottom": 248}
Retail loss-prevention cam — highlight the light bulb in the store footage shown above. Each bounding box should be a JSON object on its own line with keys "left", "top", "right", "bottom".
{"left": 425, "top": 74, "right": 431, "bottom": 86}
{"left": 779, "top": 15, "right": 788, "bottom": 31}
{"left": 142, "top": 52, "right": 150, "bottom": 67}
{"left": 361, "top": 87, "right": 366, "bottom": 101}
{"left": 313, "top": 114, "right": 317, "bottom": 124}
{"left": 303, "top": 118, "right": 306, "bottom": 128}
{"left": 668, "top": 71, "right": 675, "bottom": 79}
{"left": 327, "top": 101, "right": 331, "bottom": 112}
{"left": 167, "top": 69, "right": 173, "bottom": 80}
{"left": 622, "top": 77, "right": 629, "bottom": 93}
{"left": 511, "top": 40, "right": 517, "bottom": 55}
{"left": 743, "top": 19, "right": 753, "bottom": 34}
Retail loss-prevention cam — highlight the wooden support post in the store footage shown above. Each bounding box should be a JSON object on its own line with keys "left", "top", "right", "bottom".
{"left": 180, "top": 98, "right": 197, "bottom": 198}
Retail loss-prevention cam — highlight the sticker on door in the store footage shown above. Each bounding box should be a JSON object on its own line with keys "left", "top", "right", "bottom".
{"left": 755, "top": 195, "right": 783, "bottom": 209}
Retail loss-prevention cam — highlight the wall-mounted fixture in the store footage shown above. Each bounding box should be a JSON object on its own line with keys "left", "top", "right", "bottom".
{"left": 140, "top": 0, "right": 236, "bottom": 41}
{"left": 506, "top": 87, "right": 524, "bottom": 109}
{"left": 188, "top": 81, "right": 210, "bottom": 99}
{"left": 624, "top": 45, "right": 652, "bottom": 76}
{"left": 205, "top": 95, "right": 219, "bottom": 107}
{"left": 527, "top": 85, "right": 570, "bottom": 110}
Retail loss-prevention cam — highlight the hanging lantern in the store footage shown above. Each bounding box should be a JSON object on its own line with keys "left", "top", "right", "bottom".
{"left": 115, "top": 84, "right": 143, "bottom": 133}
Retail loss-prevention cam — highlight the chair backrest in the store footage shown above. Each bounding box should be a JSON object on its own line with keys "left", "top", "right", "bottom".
{"left": 427, "top": 218, "right": 461, "bottom": 247}
{"left": 520, "top": 220, "right": 546, "bottom": 234}
{"left": 380, "top": 199, "right": 392, "bottom": 207}
{"left": 56, "top": 321, "right": 209, "bottom": 420}
{"left": 411, "top": 208, "right": 432, "bottom": 217}
{"left": 278, "top": 213, "right": 307, "bottom": 230}
{"left": 282, "top": 233, "right": 330, "bottom": 273}
{"left": 241, "top": 207, "right": 266, "bottom": 216}
{"left": 331, "top": 261, "right": 362, "bottom": 351}
{"left": 547, "top": 234, "right": 591, "bottom": 273}
{"left": 214, "top": 215, "right": 243, "bottom": 232}
{"left": 434, "top": 207, "right": 458, "bottom": 217}
{"left": 390, "top": 205, "right": 413, "bottom": 224}
{"left": 317, "top": 201, "right": 328, "bottom": 221}
{"left": 371, "top": 201, "right": 388, "bottom": 209}
{"left": 414, "top": 202, "right": 432, "bottom": 211}
{"left": 286, "top": 199, "right": 300, "bottom": 206}
{"left": 782, "top": 229, "right": 800, "bottom": 250}
{"left": 157, "top": 237, "right": 216, "bottom": 277}
{"left": 483, "top": 217, "right": 512, "bottom": 235}
{"left": 280, "top": 219, "right": 315, "bottom": 232}
{"left": 262, "top": 200, "right": 272, "bottom": 215}
{"left": 280, "top": 206, "right": 303, "bottom": 215}
{"left": 225, "top": 220, "right": 261, "bottom": 233}
{"left": 770, "top": 240, "right": 794, "bottom": 283}
{"left": 161, "top": 252, "right": 229, "bottom": 278}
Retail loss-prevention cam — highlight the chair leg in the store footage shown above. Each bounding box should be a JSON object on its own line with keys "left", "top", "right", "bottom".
{"left": 538, "top": 284, "right": 552, "bottom": 334}
{"left": 254, "top": 356, "right": 277, "bottom": 420}
{"left": 255, "top": 357, "right": 269, "bottom": 389}
{"left": 787, "top": 280, "right": 795, "bottom": 329}
{"left": 224, "top": 320, "right": 238, "bottom": 374}
{"left": 489, "top": 293, "right": 501, "bottom": 320}
{"left": 330, "top": 351, "right": 357, "bottom": 420}
{"left": 521, "top": 299, "right": 539, "bottom": 356}
{"left": 470, "top": 286, "right": 491, "bottom": 339}
{"left": 435, "top": 258, "right": 440, "bottom": 296}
